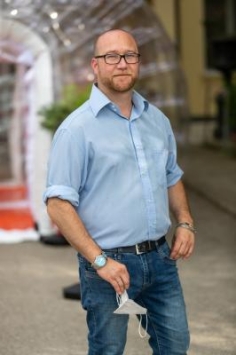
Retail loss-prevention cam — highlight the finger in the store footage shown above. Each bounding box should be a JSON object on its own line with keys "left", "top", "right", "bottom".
{"left": 171, "top": 241, "right": 188, "bottom": 260}
{"left": 182, "top": 236, "right": 195, "bottom": 259}
{"left": 170, "top": 241, "right": 182, "bottom": 259}
{"left": 115, "top": 266, "right": 130, "bottom": 289}
{"left": 121, "top": 273, "right": 130, "bottom": 289}
{"left": 108, "top": 271, "right": 129, "bottom": 294}
{"left": 117, "top": 278, "right": 126, "bottom": 294}
{"left": 182, "top": 243, "right": 194, "bottom": 260}
{"left": 179, "top": 243, "right": 190, "bottom": 258}
{"left": 112, "top": 278, "right": 125, "bottom": 295}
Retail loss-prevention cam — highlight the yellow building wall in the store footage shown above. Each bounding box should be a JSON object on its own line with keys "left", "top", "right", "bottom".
{"left": 151, "top": 0, "right": 176, "bottom": 41}
{"left": 180, "top": 0, "right": 205, "bottom": 115}
{"left": 150, "top": 0, "right": 223, "bottom": 118}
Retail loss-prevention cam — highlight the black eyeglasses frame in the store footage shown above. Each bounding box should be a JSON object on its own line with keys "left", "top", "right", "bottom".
{"left": 94, "top": 53, "right": 141, "bottom": 65}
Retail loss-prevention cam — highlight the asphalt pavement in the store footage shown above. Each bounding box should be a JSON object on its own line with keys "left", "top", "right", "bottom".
{"left": 0, "top": 145, "right": 236, "bottom": 355}
{"left": 178, "top": 145, "right": 236, "bottom": 218}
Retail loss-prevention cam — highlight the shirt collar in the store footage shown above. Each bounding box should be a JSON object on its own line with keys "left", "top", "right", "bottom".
{"left": 89, "top": 84, "right": 110, "bottom": 117}
{"left": 132, "top": 90, "right": 149, "bottom": 114}
{"left": 89, "top": 84, "right": 149, "bottom": 118}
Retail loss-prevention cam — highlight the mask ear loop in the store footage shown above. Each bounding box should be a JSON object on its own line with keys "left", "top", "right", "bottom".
{"left": 138, "top": 314, "right": 148, "bottom": 338}
{"left": 116, "top": 293, "right": 121, "bottom": 306}
{"left": 116, "top": 293, "right": 147, "bottom": 337}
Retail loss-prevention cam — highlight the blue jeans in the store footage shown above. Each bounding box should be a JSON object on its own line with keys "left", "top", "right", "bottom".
{"left": 78, "top": 241, "right": 190, "bottom": 355}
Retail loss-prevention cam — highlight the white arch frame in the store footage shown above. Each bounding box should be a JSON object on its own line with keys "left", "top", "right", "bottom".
{"left": 0, "top": 18, "right": 55, "bottom": 237}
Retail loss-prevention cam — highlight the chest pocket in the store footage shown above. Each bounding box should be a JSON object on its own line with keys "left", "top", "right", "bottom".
{"left": 146, "top": 147, "right": 168, "bottom": 188}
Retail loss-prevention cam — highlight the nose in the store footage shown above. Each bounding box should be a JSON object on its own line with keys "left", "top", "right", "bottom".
{"left": 117, "top": 56, "right": 127, "bottom": 68}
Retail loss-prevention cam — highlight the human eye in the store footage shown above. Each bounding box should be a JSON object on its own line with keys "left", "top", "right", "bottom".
{"left": 105, "top": 53, "right": 119, "bottom": 63}
{"left": 125, "top": 52, "right": 138, "bottom": 58}
{"left": 124, "top": 52, "right": 139, "bottom": 63}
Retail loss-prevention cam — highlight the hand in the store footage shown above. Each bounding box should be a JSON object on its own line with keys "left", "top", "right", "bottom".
{"left": 170, "top": 227, "right": 195, "bottom": 260}
{"left": 97, "top": 258, "right": 130, "bottom": 294}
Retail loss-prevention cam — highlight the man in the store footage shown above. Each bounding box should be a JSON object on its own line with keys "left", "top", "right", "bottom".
{"left": 44, "top": 29, "right": 195, "bottom": 355}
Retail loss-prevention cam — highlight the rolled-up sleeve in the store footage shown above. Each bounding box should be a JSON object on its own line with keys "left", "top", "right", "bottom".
{"left": 165, "top": 119, "right": 183, "bottom": 187}
{"left": 43, "top": 126, "right": 86, "bottom": 207}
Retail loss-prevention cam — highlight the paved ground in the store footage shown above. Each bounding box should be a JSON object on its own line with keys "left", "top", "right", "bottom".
{"left": 178, "top": 145, "right": 236, "bottom": 218}
{"left": 0, "top": 146, "right": 236, "bottom": 354}
{"left": 180, "top": 190, "right": 236, "bottom": 355}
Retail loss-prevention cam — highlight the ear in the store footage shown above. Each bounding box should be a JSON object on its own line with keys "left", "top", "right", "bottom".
{"left": 91, "top": 57, "right": 98, "bottom": 73}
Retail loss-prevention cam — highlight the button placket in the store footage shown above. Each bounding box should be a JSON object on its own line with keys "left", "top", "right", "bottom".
{"left": 129, "top": 120, "right": 157, "bottom": 237}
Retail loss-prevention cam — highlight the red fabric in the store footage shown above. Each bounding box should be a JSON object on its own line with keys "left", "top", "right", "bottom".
{"left": 0, "top": 185, "right": 34, "bottom": 229}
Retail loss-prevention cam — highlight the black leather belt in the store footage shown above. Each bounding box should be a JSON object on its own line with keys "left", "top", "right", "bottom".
{"left": 103, "top": 236, "right": 166, "bottom": 255}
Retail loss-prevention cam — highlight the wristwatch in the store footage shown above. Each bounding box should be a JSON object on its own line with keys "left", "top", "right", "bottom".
{"left": 91, "top": 252, "right": 108, "bottom": 269}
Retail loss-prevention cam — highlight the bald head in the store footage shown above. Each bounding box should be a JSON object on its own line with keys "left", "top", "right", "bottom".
{"left": 94, "top": 29, "right": 138, "bottom": 56}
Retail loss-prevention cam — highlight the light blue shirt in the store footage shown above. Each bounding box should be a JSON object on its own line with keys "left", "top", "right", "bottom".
{"left": 44, "top": 84, "right": 183, "bottom": 249}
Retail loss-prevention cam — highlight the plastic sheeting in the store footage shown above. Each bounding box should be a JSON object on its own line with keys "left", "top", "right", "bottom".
{"left": 1, "top": 0, "right": 189, "bottom": 128}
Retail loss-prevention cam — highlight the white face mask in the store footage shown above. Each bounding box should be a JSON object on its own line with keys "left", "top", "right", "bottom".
{"left": 114, "top": 290, "right": 148, "bottom": 338}
{"left": 114, "top": 290, "right": 147, "bottom": 315}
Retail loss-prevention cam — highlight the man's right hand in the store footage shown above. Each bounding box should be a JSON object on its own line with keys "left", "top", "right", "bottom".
{"left": 97, "top": 258, "right": 130, "bottom": 294}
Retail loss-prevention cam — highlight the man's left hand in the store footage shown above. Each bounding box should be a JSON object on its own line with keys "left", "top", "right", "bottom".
{"left": 170, "top": 228, "right": 195, "bottom": 260}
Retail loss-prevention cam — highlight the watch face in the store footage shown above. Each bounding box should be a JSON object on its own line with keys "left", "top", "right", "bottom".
{"left": 96, "top": 255, "right": 106, "bottom": 267}
{"left": 92, "top": 253, "right": 107, "bottom": 269}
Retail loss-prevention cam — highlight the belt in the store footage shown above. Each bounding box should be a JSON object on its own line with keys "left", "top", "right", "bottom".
{"left": 103, "top": 236, "right": 166, "bottom": 255}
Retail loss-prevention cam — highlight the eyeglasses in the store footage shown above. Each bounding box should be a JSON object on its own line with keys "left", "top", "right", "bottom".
{"left": 94, "top": 53, "right": 141, "bottom": 65}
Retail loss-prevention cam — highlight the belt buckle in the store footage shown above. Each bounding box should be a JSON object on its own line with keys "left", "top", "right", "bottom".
{"left": 135, "top": 244, "right": 144, "bottom": 255}
{"left": 135, "top": 241, "right": 153, "bottom": 254}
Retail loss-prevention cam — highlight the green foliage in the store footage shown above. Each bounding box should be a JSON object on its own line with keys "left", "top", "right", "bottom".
{"left": 40, "top": 84, "right": 91, "bottom": 132}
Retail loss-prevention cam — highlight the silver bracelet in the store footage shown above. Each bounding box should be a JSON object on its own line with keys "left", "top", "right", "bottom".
{"left": 176, "top": 222, "right": 196, "bottom": 234}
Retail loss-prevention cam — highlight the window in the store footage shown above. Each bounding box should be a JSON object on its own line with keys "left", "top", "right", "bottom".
{"left": 204, "top": 0, "right": 236, "bottom": 68}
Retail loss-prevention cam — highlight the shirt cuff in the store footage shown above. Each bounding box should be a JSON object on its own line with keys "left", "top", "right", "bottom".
{"left": 167, "top": 168, "right": 183, "bottom": 187}
{"left": 43, "top": 185, "right": 79, "bottom": 207}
